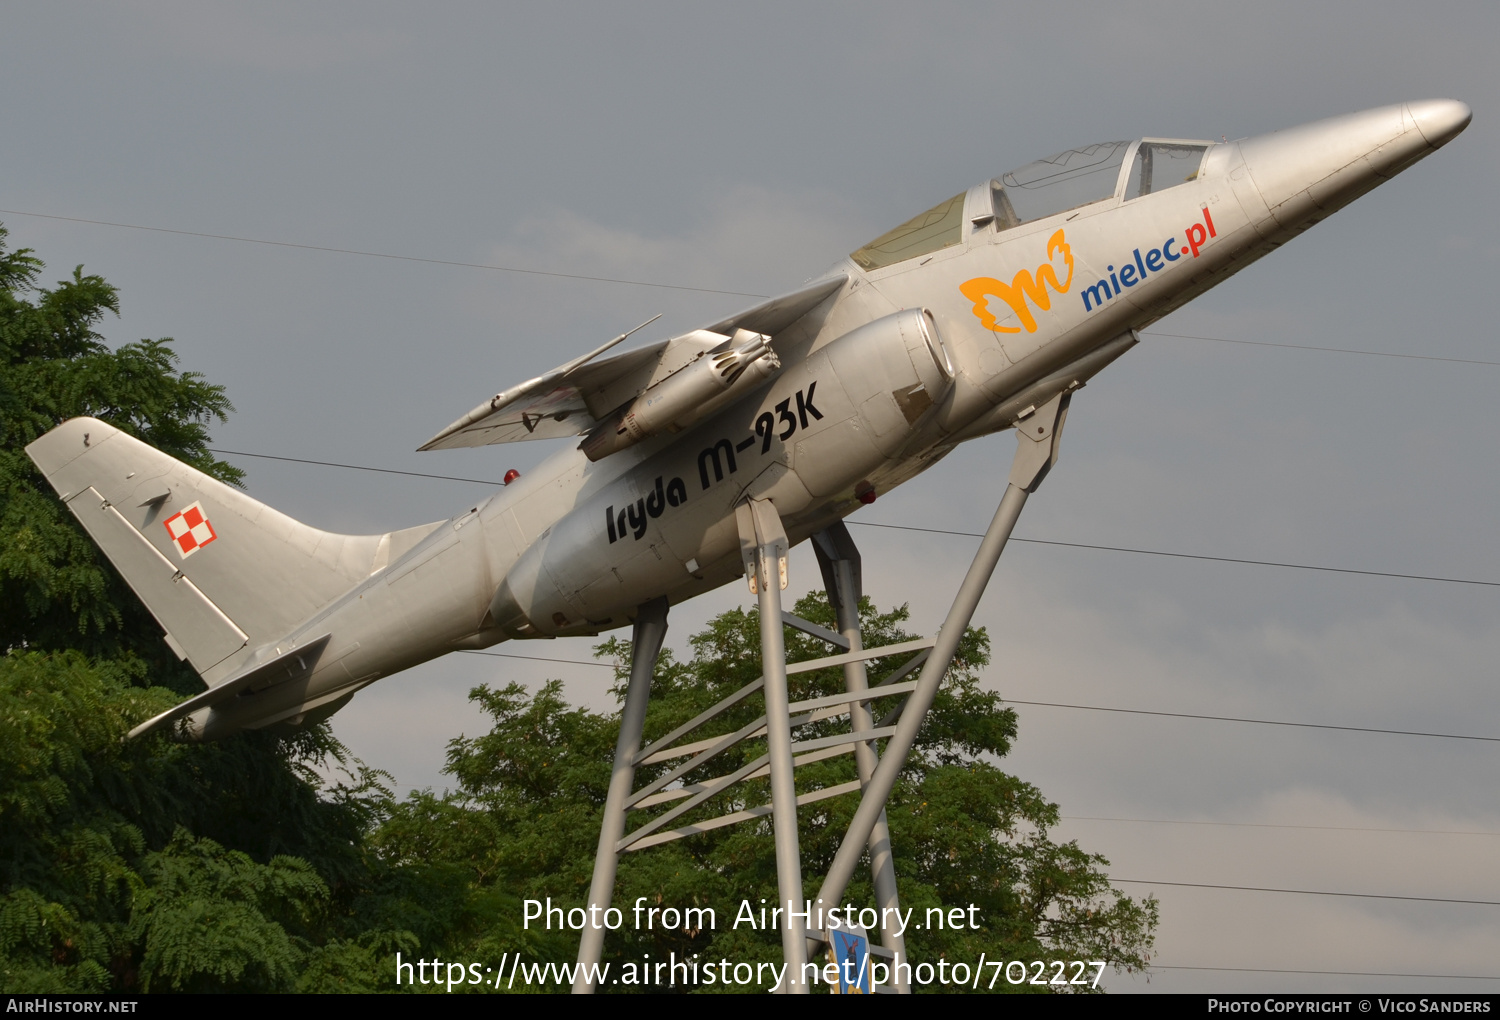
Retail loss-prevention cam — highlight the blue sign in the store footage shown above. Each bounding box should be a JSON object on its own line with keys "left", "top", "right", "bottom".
{"left": 830, "top": 927, "right": 871, "bottom": 994}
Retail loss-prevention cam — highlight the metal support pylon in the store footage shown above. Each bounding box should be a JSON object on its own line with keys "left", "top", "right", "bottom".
{"left": 736, "top": 497, "right": 809, "bottom": 992}
{"left": 573, "top": 596, "right": 669, "bottom": 994}
{"left": 572, "top": 389, "right": 1073, "bottom": 993}
{"left": 811, "top": 390, "right": 1071, "bottom": 917}
{"left": 811, "top": 522, "right": 910, "bottom": 992}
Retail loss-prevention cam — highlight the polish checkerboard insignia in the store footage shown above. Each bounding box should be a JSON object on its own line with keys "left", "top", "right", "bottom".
{"left": 163, "top": 501, "right": 217, "bottom": 558}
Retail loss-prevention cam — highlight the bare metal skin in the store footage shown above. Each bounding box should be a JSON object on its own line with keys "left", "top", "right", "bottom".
{"left": 25, "top": 100, "right": 1471, "bottom": 741}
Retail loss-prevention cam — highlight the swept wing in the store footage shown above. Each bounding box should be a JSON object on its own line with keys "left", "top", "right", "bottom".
{"left": 418, "top": 274, "right": 847, "bottom": 452}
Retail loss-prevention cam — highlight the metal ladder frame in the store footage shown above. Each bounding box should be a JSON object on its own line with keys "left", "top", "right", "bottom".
{"left": 574, "top": 391, "right": 1072, "bottom": 993}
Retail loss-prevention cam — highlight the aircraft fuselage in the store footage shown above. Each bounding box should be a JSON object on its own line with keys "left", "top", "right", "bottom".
{"left": 30, "top": 101, "right": 1470, "bottom": 739}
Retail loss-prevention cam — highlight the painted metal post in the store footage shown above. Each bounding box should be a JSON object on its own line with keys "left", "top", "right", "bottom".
{"left": 573, "top": 596, "right": 669, "bottom": 993}
{"left": 812, "top": 392, "right": 1071, "bottom": 915}
{"left": 737, "top": 498, "right": 809, "bottom": 992}
{"left": 812, "top": 524, "right": 910, "bottom": 992}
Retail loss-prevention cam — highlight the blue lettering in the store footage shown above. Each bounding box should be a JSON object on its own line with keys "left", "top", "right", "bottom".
{"left": 1083, "top": 236, "right": 1186, "bottom": 317}
{"left": 1081, "top": 279, "right": 1114, "bottom": 312}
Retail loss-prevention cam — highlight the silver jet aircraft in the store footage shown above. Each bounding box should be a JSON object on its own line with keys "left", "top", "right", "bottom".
{"left": 27, "top": 100, "right": 1471, "bottom": 741}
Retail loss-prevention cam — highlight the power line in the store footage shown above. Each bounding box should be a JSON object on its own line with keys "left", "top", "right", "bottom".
{"left": 209, "top": 450, "right": 1500, "bottom": 737}
{"left": 848, "top": 520, "right": 1500, "bottom": 589}
{"left": 212, "top": 449, "right": 1500, "bottom": 738}
{"left": 473, "top": 647, "right": 1500, "bottom": 923}
{"left": 209, "top": 447, "right": 1499, "bottom": 590}
{"left": 454, "top": 651, "right": 1500, "bottom": 745}
{"left": 1062, "top": 815, "right": 1500, "bottom": 838}
{"left": 0, "top": 208, "right": 767, "bottom": 299}
{"left": 5, "top": 206, "right": 1488, "bottom": 370}
{"left": 462, "top": 649, "right": 617, "bottom": 669}
{"left": 208, "top": 447, "right": 504, "bottom": 486}
{"left": 1150, "top": 964, "right": 1500, "bottom": 980}
{"left": 1006, "top": 698, "right": 1500, "bottom": 744}
{"left": 1114, "top": 878, "right": 1500, "bottom": 907}
{"left": 1143, "top": 330, "right": 1500, "bottom": 368}
{"left": 425, "top": 654, "right": 1500, "bottom": 844}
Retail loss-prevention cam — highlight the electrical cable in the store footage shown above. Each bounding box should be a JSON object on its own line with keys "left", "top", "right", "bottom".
{"left": 1004, "top": 698, "right": 1500, "bottom": 744}
{"left": 1112, "top": 879, "right": 1500, "bottom": 907}
{"left": 1149, "top": 964, "right": 1500, "bottom": 980}
{"left": 462, "top": 649, "right": 618, "bottom": 669}
{"left": 205, "top": 448, "right": 1500, "bottom": 590}
{"left": 208, "top": 447, "right": 503, "bottom": 486}
{"left": 1061, "top": 815, "right": 1500, "bottom": 838}
{"left": 460, "top": 648, "right": 1500, "bottom": 913}
{"left": 848, "top": 520, "right": 1500, "bottom": 588}
{"left": 453, "top": 650, "right": 1500, "bottom": 744}
{"left": 205, "top": 450, "right": 1500, "bottom": 738}
{"left": 458, "top": 648, "right": 1500, "bottom": 901}
{"left": 1143, "top": 330, "right": 1500, "bottom": 367}
{"left": 5, "top": 206, "right": 1490, "bottom": 368}
{"left": 0, "top": 208, "right": 767, "bottom": 298}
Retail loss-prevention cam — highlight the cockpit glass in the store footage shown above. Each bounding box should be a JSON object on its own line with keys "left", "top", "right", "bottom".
{"left": 849, "top": 138, "right": 1174, "bottom": 271}
{"left": 1125, "top": 143, "right": 1209, "bottom": 200}
{"left": 990, "top": 141, "right": 1131, "bottom": 229}
{"left": 850, "top": 192, "right": 965, "bottom": 272}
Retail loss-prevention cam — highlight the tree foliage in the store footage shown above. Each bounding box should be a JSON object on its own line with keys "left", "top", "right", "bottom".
{"left": 0, "top": 225, "right": 403, "bottom": 991}
{"left": 0, "top": 223, "right": 242, "bottom": 667}
{"left": 376, "top": 593, "right": 1157, "bottom": 992}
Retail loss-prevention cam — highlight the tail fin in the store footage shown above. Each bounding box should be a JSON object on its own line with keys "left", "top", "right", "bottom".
{"left": 26, "top": 418, "right": 408, "bottom": 685}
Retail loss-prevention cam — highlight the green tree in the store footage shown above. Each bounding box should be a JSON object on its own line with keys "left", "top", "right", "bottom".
{"left": 0, "top": 224, "right": 400, "bottom": 991}
{"left": 375, "top": 592, "right": 1157, "bottom": 993}
{"left": 0, "top": 226, "right": 243, "bottom": 670}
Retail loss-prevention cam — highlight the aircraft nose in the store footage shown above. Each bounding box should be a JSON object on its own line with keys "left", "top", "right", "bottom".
{"left": 1237, "top": 100, "right": 1471, "bottom": 228}
{"left": 1408, "top": 98, "right": 1472, "bottom": 148}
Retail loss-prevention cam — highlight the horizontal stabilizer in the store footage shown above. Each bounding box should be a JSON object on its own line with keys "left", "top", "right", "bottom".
{"left": 127, "top": 634, "right": 332, "bottom": 740}
{"left": 418, "top": 274, "right": 848, "bottom": 452}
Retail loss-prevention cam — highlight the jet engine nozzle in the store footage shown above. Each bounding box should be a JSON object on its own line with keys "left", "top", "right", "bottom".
{"left": 581, "top": 331, "right": 782, "bottom": 461}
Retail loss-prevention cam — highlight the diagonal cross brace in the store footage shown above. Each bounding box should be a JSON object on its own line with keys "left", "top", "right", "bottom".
{"left": 810, "top": 391, "right": 1073, "bottom": 933}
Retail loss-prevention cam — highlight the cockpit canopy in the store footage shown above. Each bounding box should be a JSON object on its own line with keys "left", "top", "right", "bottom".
{"left": 851, "top": 138, "right": 1211, "bottom": 271}
{"left": 993, "top": 140, "right": 1132, "bottom": 229}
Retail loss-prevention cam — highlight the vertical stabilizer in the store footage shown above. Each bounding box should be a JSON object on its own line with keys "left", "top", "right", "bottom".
{"left": 26, "top": 418, "right": 392, "bottom": 685}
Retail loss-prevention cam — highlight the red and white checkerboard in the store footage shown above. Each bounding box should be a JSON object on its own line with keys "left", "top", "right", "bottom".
{"left": 162, "top": 501, "right": 217, "bottom": 558}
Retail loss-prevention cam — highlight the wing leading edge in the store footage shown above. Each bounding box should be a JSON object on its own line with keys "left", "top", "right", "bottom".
{"left": 418, "top": 274, "right": 848, "bottom": 452}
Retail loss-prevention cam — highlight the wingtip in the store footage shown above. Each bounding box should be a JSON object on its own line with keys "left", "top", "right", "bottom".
{"left": 418, "top": 398, "right": 499, "bottom": 452}
{"left": 126, "top": 709, "right": 176, "bottom": 741}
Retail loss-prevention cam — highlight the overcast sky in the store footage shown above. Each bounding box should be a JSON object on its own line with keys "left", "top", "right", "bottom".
{"left": 4, "top": 2, "right": 1498, "bottom": 994}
